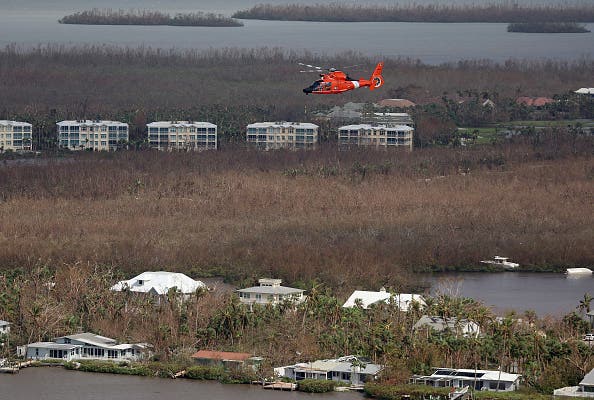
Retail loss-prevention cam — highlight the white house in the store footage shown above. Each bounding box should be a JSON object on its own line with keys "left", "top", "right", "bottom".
{"left": 411, "top": 368, "right": 521, "bottom": 392}
{"left": 338, "top": 124, "right": 414, "bottom": 150}
{"left": 342, "top": 288, "right": 425, "bottom": 311}
{"left": 413, "top": 315, "right": 480, "bottom": 337}
{"left": 246, "top": 122, "right": 318, "bottom": 150}
{"left": 0, "top": 320, "right": 10, "bottom": 335}
{"left": 554, "top": 368, "right": 594, "bottom": 397}
{"left": 275, "top": 355, "right": 382, "bottom": 386}
{"left": 0, "top": 121, "right": 33, "bottom": 152}
{"left": 237, "top": 278, "right": 305, "bottom": 307}
{"left": 147, "top": 121, "right": 217, "bottom": 151}
{"left": 575, "top": 88, "right": 594, "bottom": 96}
{"left": 25, "top": 332, "right": 149, "bottom": 362}
{"left": 57, "top": 120, "right": 129, "bottom": 151}
{"left": 111, "top": 271, "right": 206, "bottom": 299}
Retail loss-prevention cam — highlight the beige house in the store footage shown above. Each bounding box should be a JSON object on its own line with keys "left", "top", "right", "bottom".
{"left": 339, "top": 124, "right": 413, "bottom": 150}
{"left": 237, "top": 278, "right": 305, "bottom": 307}
{"left": 147, "top": 121, "right": 217, "bottom": 151}
{"left": 57, "top": 120, "right": 128, "bottom": 151}
{"left": 246, "top": 122, "right": 318, "bottom": 150}
{"left": 0, "top": 120, "right": 33, "bottom": 152}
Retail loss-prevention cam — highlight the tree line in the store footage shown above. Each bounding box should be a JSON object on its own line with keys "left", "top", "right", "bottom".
{"left": 232, "top": 3, "right": 594, "bottom": 23}
{"left": 59, "top": 8, "right": 243, "bottom": 27}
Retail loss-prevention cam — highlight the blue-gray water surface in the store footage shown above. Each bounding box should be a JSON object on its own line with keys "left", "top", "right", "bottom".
{"left": 429, "top": 272, "right": 594, "bottom": 316}
{"left": 0, "top": 2, "right": 592, "bottom": 63}
{"left": 0, "top": 367, "right": 364, "bottom": 400}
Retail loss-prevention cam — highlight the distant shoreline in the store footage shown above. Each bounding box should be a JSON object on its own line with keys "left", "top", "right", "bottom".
{"left": 232, "top": 3, "right": 594, "bottom": 23}
{"left": 507, "top": 22, "right": 590, "bottom": 33}
{"left": 59, "top": 9, "right": 243, "bottom": 27}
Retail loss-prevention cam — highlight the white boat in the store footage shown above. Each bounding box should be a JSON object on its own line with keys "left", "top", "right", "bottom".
{"left": 480, "top": 256, "right": 520, "bottom": 270}
{"left": 566, "top": 268, "right": 593, "bottom": 275}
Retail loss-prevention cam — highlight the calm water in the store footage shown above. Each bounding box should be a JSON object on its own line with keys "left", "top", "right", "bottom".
{"left": 429, "top": 272, "right": 594, "bottom": 316}
{"left": 0, "top": 5, "right": 592, "bottom": 63}
{"left": 0, "top": 367, "right": 364, "bottom": 400}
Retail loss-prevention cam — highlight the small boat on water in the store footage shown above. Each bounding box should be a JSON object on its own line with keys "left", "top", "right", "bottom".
{"left": 480, "top": 256, "right": 519, "bottom": 271}
{"left": 566, "top": 268, "right": 593, "bottom": 276}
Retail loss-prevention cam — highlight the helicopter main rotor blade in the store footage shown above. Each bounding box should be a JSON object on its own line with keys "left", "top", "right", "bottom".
{"left": 298, "top": 62, "right": 323, "bottom": 70}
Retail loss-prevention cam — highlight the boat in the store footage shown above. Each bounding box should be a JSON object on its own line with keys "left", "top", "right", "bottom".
{"left": 480, "top": 256, "right": 519, "bottom": 271}
{"left": 566, "top": 268, "right": 593, "bottom": 276}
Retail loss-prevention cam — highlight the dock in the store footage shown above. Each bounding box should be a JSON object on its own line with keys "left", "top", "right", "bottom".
{"left": 0, "top": 360, "right": 35, "bottom": 373}
{"left": 262, "top": 381, "right": 297, "bottom": 391}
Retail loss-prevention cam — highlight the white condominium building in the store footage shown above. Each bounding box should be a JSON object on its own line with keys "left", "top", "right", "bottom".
{"left": 0, "top": 120, "right": 33, "bottom": 151}
{"left": 57, "top": 120, "right": 129, "bottom": 151}
{"left": 338, "top": 124, "right": 414, "bottom": 150}
{"left": 246, "top": 122, "right": 318, "bottom": 150}
{"left": 147, "top": 121, "right": 217, "bottom": 151}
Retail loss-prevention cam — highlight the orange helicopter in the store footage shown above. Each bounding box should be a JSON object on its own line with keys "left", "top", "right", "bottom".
{"left": 301, "top": 62, "right": 384, "bottom": 95}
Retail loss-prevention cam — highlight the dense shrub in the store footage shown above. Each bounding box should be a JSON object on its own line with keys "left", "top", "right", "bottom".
{"left": 297, "top": 379, "right": 338, "bottom": 392}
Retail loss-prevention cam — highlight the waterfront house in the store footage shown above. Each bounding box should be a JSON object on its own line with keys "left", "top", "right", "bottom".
{"left": 554, "top": 367, "right": 594, "bottom": 397}
{"left": 0, "top": 320, "right": 10, "bottom": 335}
{"left": 147, "top": 121, "right": 217, "bottom": 151}
{"left": 25, "top": 332, "right": 149, "bottom": 362}
{"left": 111, "top": 271, "right": 206, "bottom": 302}
{"left": 237, "top": 278, "right": 305, "bottom": 308}
{"left": 57, "top": 120, "right": 128, "bottom": 151}
{"left": 274, "top": 355, "right": 382, "bottom": 386}
{"left": 413, "top": 315, "right": 480, "bottom": 337}
{"left": 411, "top": 368, "right": 521, "bottom": 392}
{"left": 191, "top": 350, "right": 262, "bottom": 370}
{"left": 0, "top": 120, "right": 33, "bottom": 152}
{"left": 246, "top": 121, "right": 318, "bottom": 150}
{"left": 342, "top": 288, "right": 425, "bottom": 311}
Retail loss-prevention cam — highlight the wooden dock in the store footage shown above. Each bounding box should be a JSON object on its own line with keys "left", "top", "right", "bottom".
{"left": 0, "top": 360, "right": 35, "bottom": 373}
{"left": 262, "top": 381, "right": 297, "bottom": 391}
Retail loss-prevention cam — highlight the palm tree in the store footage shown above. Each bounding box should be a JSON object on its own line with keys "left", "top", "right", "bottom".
{"left": 577, "top": 293, "right": 593, "bottom": 316}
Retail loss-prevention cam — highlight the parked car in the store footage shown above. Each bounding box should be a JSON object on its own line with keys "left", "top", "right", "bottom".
{"left": 583, "top": 333, "right": 594, "bottom": 341}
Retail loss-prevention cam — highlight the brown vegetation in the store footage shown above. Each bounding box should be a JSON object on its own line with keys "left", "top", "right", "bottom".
{"left": 0, "top": 139, "right": 592, "bottom": 289}
{"left": 59, "top": 8, "right": 243, "bottom": 27}
{"left": 232, "top": 3, "right": 594, "bottom": 23}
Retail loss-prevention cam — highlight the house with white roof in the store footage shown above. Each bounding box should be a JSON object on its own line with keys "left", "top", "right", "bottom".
{"left": 111, "top": 271, "right": 206, "bottom": 301}
{"left": 25, "top": 332, "right": 149, "bottom": 362}
{"left": 342, "top": 288, "right": 425, "bottom": 311}
{"left": 147, "top": 121, "right": 217, "bottom": 151}
{"left": 246, "top": 122, "right": 318, "bottom": 150}
{"left": 0, "top": 320, "right": 10, "bottom": 335}
{"left": 275, "top": 355, "right": 382, "bottom": 386}
{"left": 411, "top": 368, "right": 521, "bottom": 391}
{"left": 413, "top": 315, "right": 480, "bottom": 337}
{"left": 0, "top": 120, "right": 33, "bottom": 152}
{"left": 57, "top": 120, "right": 128, "bottom": 151}
{"left": 554, "top": 367, "right": 594, "bottom": 397}
{"left": 338, "top": 124, "right": 413, "bottom": 150}
{"left": 237, "top": 278, "right": 305, "bottom": 308}
{"left": 575, "top": 88, "right": 594, "bottom": 96}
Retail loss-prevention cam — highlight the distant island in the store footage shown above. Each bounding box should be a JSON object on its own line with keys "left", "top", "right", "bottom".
{"left": 232, "top": 3, "right": 594, "bottom": 23}
{"left": 507, "top": 22, "right": 591, "bottom": 33}
{"left": 59, "top": 8, "right": 243, "bottom": 27}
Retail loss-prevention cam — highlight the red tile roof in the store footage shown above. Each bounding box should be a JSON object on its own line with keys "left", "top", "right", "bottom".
{"left": 378, "top": 99, "right": 416, "bottom": 108}
{"left": 191, "top": 350, "right": 252, "bottom": 361}
{"left": 516, "top": 97, "right": 554, "bottom": 106}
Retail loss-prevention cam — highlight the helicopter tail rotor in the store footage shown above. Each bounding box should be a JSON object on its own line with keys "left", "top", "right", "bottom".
{"left": 369, "top": 62, "right": 384, "bottom": 90}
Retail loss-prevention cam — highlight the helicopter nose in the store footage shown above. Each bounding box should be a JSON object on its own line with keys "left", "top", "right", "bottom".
{"left": 303, "top": 88, "right": 311, "bottom": 94}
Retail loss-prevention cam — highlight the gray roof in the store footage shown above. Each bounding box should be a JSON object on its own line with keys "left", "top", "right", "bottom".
{"left": 581, "top": 368, "right": 594, "bottom": 386}
{"left": 0, "top": 320, "right": 10, "bottom": 326}
{"left": 62, "top": 333, "right": 117, "bottom": 347}
{"left": 237, "top": 286, "right": 304, "bottom": 295}
{"left": 413, "top": 315, "right": 476, "bottom": 331}
{"left": 27, "top": 342, "right": 81, "bottom": 350}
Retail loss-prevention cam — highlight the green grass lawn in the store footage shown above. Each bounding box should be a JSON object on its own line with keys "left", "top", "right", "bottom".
{"left": 459, "top": 119, "right": 593, "bottom": 145}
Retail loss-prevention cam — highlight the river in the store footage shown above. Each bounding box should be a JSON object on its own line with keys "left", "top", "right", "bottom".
{"left": 428, "top": 272, "right": 594, "bottom": 316}
{"left": 0, "top": 367, "right": 364, "bottom": 400}
{"left": 0, "top": 5, "right": 592, "bottom": 63}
